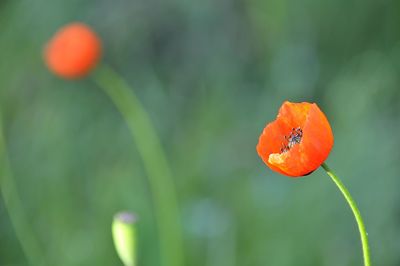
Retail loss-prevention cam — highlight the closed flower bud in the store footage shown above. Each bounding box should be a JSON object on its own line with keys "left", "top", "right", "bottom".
{"left": 112, "top": 212, "right": 137, "bottom": 266}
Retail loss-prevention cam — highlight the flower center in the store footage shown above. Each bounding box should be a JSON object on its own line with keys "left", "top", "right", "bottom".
{"left": 280, "top": 127, "right": 303, "bottom": 153}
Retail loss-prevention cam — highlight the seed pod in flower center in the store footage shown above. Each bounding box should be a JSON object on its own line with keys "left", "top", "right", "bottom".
{"left": 280, "top": 127, "right": 303, "bottom": 153}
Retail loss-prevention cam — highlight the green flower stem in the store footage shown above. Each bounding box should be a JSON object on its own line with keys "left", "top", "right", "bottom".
{"left": 0, "top": 112, "right": 45, "bottom": 266}
{"left": 321, "top": 163, "right": 371, "bottom": 266}
{"left": 91, "top": 64, "right": 184, "bottom": 266}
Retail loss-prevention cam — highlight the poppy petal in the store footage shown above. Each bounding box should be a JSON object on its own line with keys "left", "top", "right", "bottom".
{"left": 257, "top": 101, "right": 334, "bottom": 177}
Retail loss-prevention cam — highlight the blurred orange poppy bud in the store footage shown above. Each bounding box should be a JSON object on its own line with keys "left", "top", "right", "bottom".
{"left": 257, "top": 101, "right": 334, "bottom": 177}
{"left": 44, "top": 22, "right": 102, "bottom": 79}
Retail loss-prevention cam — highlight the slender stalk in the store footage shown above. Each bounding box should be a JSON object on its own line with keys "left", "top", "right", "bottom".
{"left": 91, "top": 64, "right": 184, "bottom": 266}
{"left": 0, "top": 112, "right": 45, "bottom": 266}
{"left": 321, "top": 163, "right": 371, "bottom": 266}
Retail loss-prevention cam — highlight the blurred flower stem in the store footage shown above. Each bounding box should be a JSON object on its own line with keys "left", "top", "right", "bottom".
{"left": 322, "top": 163, "right": 371, "bottom": 266}
{"left": 91, "top": 64, "right": 184, "bottom": 266}
{"left": 0, "top": 112, "right": 46, "bottom": 266}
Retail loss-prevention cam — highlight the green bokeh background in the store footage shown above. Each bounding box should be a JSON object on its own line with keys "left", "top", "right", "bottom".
{"left": 1, "top": 0, "right": 400, "bottom": 265}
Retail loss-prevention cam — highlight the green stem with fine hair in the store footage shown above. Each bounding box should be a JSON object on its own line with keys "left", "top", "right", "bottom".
{"left": 321, "top": 163, "right": 371, "bottom": 266}
{"left": 91, "top": 64, "right": 184, "bottom": 266}
{"left": 0, "top": 112, "right": 46, "bottom": 266}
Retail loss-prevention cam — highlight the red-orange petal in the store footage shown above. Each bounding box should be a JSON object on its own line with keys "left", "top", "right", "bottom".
{"left": 257, "top": 101, "right": 334, "bottom": 177}
{"left": 44, "top": 22, "right": 102, "bottom": 79}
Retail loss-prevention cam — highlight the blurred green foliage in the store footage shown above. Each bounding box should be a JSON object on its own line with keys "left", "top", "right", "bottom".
{"left": 1, "top": 0, "right": 400, "bottom": 265}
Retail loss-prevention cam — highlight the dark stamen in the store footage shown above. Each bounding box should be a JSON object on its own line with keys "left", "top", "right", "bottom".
{"left": 280, "top": 127, "right": 303, "bottom": 153}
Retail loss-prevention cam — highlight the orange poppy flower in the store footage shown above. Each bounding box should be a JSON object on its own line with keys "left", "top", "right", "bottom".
{"left": 257, "top": 101, "right": 334, "bottom": 177}
{"left": 44, "top": 22, "right": 102, "bottom": 79}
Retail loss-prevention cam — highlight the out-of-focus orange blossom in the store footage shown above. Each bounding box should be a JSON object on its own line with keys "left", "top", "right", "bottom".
{"left": 44, "top": 22, "right": 102, "bottom": 79}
